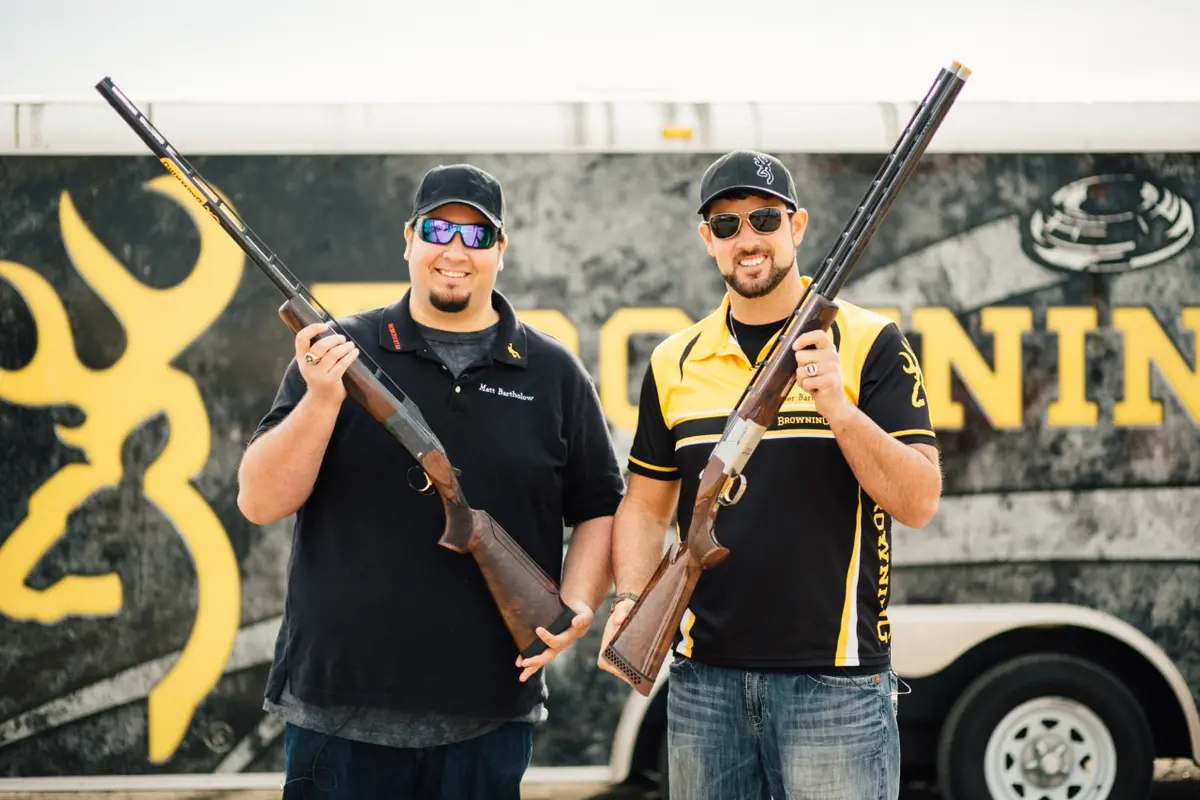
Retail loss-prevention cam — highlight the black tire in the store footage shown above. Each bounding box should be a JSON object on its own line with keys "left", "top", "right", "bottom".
{"left": 936, "top": 652, "right": 1154, "bottom": 800}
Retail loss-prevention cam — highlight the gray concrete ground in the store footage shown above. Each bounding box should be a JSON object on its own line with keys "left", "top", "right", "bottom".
{"left": 0, "top": 761, "right": 1196, "bottom": 799}
{"left": 0, "top": 789, "right": 615, "bottom": 800}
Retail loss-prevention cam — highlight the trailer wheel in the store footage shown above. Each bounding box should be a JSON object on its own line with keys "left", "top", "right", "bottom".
{"left": 936, "top": 653, "right": 1153, "bottom": 800}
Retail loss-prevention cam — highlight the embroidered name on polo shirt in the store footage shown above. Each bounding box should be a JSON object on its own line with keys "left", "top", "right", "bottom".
{"left": 478, "top": 383, "right": 534, "bottom": 402}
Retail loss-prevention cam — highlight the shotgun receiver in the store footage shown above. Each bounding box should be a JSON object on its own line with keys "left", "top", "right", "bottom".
{"left": 601, "top": 61, "right": 970, "bottom": 694}
{"left": 95, "top": 77, "right": 576, "bottom": 660}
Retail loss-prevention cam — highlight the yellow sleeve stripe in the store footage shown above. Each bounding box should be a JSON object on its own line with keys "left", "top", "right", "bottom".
{"left": 628, "top": 455, "right": 678, "bottom": 473}
{"left": 890, "top": 428, "right": 936, "bottom": 439}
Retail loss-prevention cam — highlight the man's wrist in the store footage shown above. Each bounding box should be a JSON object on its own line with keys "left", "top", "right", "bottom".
{"left": 823, "top": 401, "right": 859, "bottom": 432}
{"left": 610, "top": 591, "right": 639, "bottom": 614}
{"left": 300, "top": 390, "right": 344, "bottom": 418}
{"left": 559, "top": 593, "right": 597, "bottom": 615}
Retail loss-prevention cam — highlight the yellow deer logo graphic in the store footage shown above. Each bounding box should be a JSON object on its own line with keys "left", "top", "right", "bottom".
{"left": 0, "top": 175, "right": 244, "bottom": 763}
{"left": 898, "top": 339, "right": 928, "bottom": 410}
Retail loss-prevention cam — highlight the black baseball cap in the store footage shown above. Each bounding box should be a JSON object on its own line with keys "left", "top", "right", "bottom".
{"left": 697, "top": 150, "right": 799, "bottom": 216}
{"left": 412, "top": 163, "right": 505, "bottom": 228}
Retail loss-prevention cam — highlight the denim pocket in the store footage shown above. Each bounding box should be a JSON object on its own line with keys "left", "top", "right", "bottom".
{"left": 669, "top": 654, "right": 699, "bottom": 677}
{"left": 809, "top": 671, "right": 886, "bottom": 692}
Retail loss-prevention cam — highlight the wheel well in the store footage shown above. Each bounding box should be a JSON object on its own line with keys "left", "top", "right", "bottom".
{"left": 898, "top": 624, "right": 1193, "bottom": 773}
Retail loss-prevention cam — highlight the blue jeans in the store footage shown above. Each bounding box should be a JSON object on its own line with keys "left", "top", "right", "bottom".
{"left": 281, "top": 721, "right": 533, "bottom": 800}
{"left": 667, "top": 656, "right": 901, "bottom": 800}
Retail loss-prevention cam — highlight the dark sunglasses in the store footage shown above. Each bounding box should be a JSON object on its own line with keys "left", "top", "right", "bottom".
{"left": 417, "top": 217, "right": 499, "bottom": 249}
{"left": 706, "top": 207, "right": 787, "bottom": 240}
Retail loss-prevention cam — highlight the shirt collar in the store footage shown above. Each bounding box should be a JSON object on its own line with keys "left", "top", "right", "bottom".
{"left": 687, "top": 275, "right": 818, "bottom": 365}
{"left": 688, "top": 292, "right": 743, "bottom": 362}
{"left": 378, "top": 289, "right": 528, "bottom": 368}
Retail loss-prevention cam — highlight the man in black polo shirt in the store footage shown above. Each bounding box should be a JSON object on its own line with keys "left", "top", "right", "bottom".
{"left": 237, "top": 163, "right": 624, "bottom": 799}
{"left": 598, "top": 151, "right": 942, "bottom": 799}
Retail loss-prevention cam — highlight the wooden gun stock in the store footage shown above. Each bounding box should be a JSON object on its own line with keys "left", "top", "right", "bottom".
{"left": 423, "top": 450, "right": 577, "bottom": 658}
{"left": 279, "top": 298, "right": 575, "bottom": 659}
{"left": 601, "top": 540, "right": 701, "bottom": 695}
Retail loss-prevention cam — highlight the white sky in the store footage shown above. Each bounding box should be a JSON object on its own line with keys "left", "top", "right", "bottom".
{"left": 2, "top": 0, "right": 1198, "bottom": 104}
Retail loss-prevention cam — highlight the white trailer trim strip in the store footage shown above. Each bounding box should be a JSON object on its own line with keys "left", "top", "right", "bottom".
{"left": 2, "top": 100, "right": 1200, "bottom": 155}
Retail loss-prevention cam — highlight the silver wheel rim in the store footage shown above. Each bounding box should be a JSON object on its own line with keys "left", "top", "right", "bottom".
{"left": 983, "top": 695, "right": 1117, "bottom": 800}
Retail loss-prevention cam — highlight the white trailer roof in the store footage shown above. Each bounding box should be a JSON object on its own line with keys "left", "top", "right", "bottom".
{"left": 4, "top": 0, "right": 1199, "bottom": 153}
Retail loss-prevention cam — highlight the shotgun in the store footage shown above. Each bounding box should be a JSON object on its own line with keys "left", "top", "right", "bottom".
{"left": 94, "top": 77, "right": 576, "bottom": 660}
{"left": 602, "top": 61, "right": 971, "bottom": 694}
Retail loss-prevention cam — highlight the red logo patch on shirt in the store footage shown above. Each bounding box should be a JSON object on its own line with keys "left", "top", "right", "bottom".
{"left": 387, "top": 322, "right": 401, "bottom": 350}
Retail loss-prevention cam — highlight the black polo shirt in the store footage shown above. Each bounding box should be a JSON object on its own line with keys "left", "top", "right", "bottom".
{"left": 253, "top": 290, "right": 624, "bottom": 719}
{"left": 628, "top": 279, "right": 937, "bottom": 673}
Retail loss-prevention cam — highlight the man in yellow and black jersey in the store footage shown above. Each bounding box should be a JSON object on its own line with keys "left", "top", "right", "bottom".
{"left": 598, "top": 150, "right": 942, "bottom": 800}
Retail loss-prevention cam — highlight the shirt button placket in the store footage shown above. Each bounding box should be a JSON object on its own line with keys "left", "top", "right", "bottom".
{"left": 451, "top": 377, "right": 466, "bottom": 410}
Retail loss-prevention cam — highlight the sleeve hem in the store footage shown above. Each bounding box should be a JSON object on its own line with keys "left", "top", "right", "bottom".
{"left": 891, "top": 430, "right": 939, "bottom": 447}
{"left": 247, "top": 421, "right": 279, "bottom": 447}
{"left": 628, "top": 457, "right": 680, "bottom": 481}
{"left": 564, "top": 497, "right": 622, "bottom": 528}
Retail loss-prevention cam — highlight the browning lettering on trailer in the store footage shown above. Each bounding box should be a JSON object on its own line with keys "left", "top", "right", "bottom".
{"left": 316, "top": 284, "right": 1200, "bottom": 433}
{"left": 0, "top": 176, "right": 244, "bottom": 764}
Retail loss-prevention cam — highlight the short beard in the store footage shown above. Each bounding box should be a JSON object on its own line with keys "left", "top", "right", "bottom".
{"left": 722, "top": 248, "right": 795, "bottom": 299}
{"left": 430, "top": 290, "right": 470, "bottom": 313}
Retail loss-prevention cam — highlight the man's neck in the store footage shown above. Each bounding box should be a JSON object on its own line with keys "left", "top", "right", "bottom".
{"left": 727, "top": 271, "right": 806, "bottom": 324}
{"left": 409, "top": 294, "right": 501, "bottom": 332}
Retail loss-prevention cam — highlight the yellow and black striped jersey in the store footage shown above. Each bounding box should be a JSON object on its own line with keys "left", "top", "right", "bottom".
{"left": 628, "top": 280, "right": 937, "bottom": 672}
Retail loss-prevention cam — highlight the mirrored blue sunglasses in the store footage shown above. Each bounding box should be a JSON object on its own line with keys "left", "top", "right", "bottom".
{"left": 418, "top": 217, "right": 499, "bottom": 249}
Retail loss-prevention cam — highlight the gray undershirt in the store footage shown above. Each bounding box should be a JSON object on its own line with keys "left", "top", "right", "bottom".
{"left": 417, "top": 320, "right": 498, "bottom": 378}
{"left": 264, "top": 320, "right": 547, "bottom": 748}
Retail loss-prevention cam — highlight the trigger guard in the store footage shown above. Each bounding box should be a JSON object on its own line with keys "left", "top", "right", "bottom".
{"left": 718, "top": 474, "right": 747, "bottom": 506}
{"left": 407, "top": 466, "right": 436, "bottom": 495}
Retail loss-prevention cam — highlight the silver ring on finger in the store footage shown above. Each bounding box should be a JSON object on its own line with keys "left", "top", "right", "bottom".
{"left": 304, "top": 351, "right": 320, "bottom": 365}
{"left": 805, "top": 362, "right": 819, "bottom": 377}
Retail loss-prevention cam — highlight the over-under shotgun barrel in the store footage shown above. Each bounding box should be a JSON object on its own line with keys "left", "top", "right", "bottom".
{"left": 603, "top": 61, "right": 971, "bottom": 695}
{"left": 96, "top": 77, "right": 576, "bottom": 660}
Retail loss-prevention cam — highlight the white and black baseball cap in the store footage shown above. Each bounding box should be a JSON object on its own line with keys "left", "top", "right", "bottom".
{"left": 697, "top": 150, "right": 799, "bottom": 216}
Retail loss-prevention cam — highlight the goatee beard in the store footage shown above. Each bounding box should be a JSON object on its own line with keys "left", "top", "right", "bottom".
{"left": 430, "top": 291, "right": 470, "bottom": 313}
{"left": 724, "top": 250, "right": 792, "bottom": 299}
